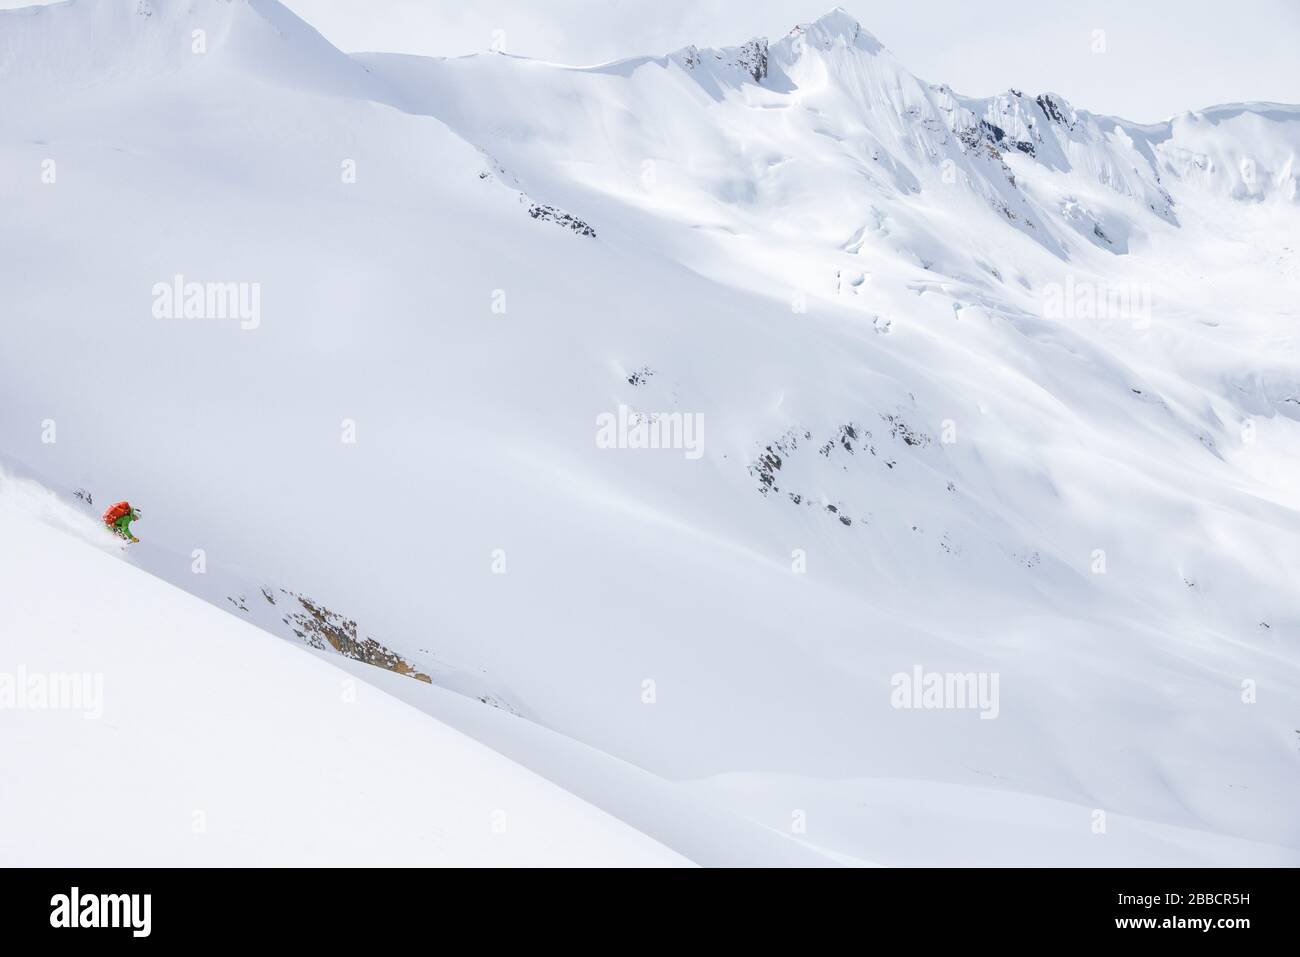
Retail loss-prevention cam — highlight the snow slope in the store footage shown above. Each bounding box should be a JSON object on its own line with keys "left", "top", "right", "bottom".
{"left": 0, "top": 471, "right": 689, "bottom": 866}
{"left": 2, "top": 0, "right": 1298, "bottom": 865}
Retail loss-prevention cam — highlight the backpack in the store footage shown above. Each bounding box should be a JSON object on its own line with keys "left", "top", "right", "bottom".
{"left": 103, "top": 501, "right": 131, "bottom": 525}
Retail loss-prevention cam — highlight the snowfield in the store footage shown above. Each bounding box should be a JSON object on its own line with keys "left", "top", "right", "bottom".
{"left": 0, "top": 472, "right": 689, "bottom": 866}
{"left": 1, "top": 0, "right": 1298, "bottom": 866}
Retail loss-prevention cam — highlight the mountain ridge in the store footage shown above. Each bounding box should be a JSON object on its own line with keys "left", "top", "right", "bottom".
{"left": 4, "top": 1, "right": 1296, "bottom": 124}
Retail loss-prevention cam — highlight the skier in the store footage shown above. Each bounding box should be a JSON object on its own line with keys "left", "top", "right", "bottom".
{"left": 102, "top": 501, "right": 142, "bottom": 543}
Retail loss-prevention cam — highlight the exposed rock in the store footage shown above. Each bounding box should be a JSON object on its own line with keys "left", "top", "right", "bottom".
{"left": 748, "top": 428, "right": 807, "bottom": 494}
{"left": 881, "top": 413, "right": 932, "bottom": 447}
{"left": 1035, "top": 93, "right": 1077, "bottom": 130}
{"left": 528, "top": 203, "right": 596, "bottom": 238}
{"left": 959, "top": 118, "right": 1032, "bottom": 157}
{"left": 733, "top": 38, "right": 769, "bottom": 82}
{"left": 283, "top": 593, "right": 433, "bottom": 684}
{"left": 674, "top": 38, "right": 768, "bottom": 83}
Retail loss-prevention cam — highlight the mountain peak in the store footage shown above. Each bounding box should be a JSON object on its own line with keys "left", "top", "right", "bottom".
{"left": 0, "top": 0, "right": 376, "bottom": 98}
{"left": 786, "top": 7, "right": 884, "bottom": 54}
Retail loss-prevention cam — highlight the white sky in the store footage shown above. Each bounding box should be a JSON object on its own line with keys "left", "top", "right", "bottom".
{"left": 8, "top": 0, "right": 1298, "bottom": 121}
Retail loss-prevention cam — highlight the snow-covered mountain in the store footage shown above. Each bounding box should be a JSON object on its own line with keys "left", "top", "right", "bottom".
{"left": 2, "top": 0, "right": 1298, "bottom": 865}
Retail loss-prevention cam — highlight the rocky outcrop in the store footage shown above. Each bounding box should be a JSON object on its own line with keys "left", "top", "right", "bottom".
{"left": 674, "top": 37, "right": 769, "bottom": 83}
{"left": 282, "top": 592, "right": 433, "bottom": 684}
{"left": 528, "top": 203, "right": 597, "bottom": 238}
